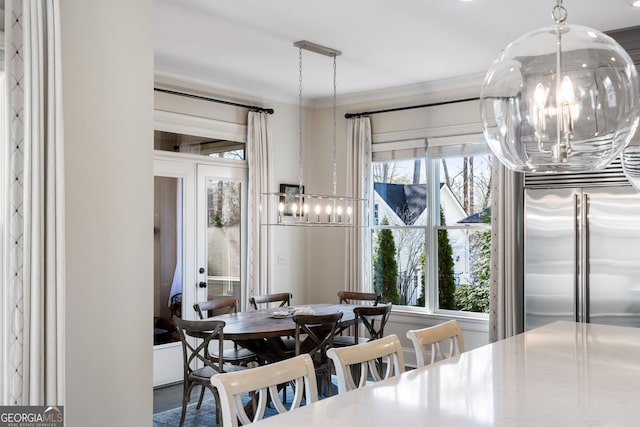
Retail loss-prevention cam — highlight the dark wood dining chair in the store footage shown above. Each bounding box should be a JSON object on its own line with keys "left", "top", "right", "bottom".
{"left": 334, "top": 291, "right": 383, "bottom": 347}
{"left": 249, "top": 292, "right": 292, "bottom": 310}
{"left": 293, "top": 312, "right": 343, "bottom": 397}
{"left": 194, "top": 297, "right": 258, "bottom": 366}
{"left": 334, "top": 304, "right": 392, "bottom": 348}
{"left": 173, "top": 316, "right": 240, "bottom": 427}
{"left": 353, "top": 303, "right": 392, "bottom": 343}
{"left": 337, "top": 290, "right": 381, "bottom": 306}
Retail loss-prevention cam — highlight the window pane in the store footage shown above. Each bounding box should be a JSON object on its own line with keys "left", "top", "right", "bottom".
{"left": 437, "top": 228, "right": 490, "bottom": 313}
{"left": 155, "top": 130, "right": 245, "bottom": 160}
{"left": 438, "top": 154, "right": 492, "bottom": 221}
{"left": 371, "top": 226, "right": 425, "bottom": 306}
{"left": 373, "top": 158, "right": 426, "bottom": 226}
{"left": 436, "top": 152, "right": 492, "bottom": 314}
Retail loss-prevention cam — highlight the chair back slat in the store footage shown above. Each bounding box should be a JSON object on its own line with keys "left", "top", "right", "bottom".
{"left": 406, "top": 320, "right": 465, "bottom": 368}
{"left": 249, "top": 293, "right": 292, "bottom": 310}
{"left": 327, "top": 334, "right": 405, "bottom": 394}
{"left": 337, "top": 291, "right": 380, "bottom": 305}
{"left": 211, "top": 354, "right": 318, "bottom": 427}
{"left": 194, "top": 297, "right": 238, "bottom": 318}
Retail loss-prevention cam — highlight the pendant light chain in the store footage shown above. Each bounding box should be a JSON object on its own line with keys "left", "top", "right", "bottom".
{"left": 298, "top": 47, "right": 304, "bottom": 193}
{"left": 552, "top": 0, "right": 567, "bottom": 24}
{"left": 332, "top": 54, "right": 337, "bottom": 197}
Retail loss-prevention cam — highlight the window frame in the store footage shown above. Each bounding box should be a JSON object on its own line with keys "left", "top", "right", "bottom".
{"left": 369, "top": 135, "right": 491, "bottom": 319}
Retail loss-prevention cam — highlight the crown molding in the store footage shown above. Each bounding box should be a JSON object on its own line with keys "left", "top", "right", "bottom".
{"left": 312, "top": 72, "right": 485, "bottom": 109}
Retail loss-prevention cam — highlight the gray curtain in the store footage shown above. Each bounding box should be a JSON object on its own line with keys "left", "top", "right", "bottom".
{"left": 247, "top": 111, "right": 273, "bottom": 297}
{"left": 489, "top": 158, "right": 523, "bottom": 342}
{"left": 3, "top": 0, "right": 65, "bottom": 405}
{"left": 345, "top": 117, "right": 372, "bottom": 292}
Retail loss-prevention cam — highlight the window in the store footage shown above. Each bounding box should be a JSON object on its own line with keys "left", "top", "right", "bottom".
{"left": 370, "top": 138, "right": 492, "bottom": 315}
{"left": 155, "top": 130, "right": 245, "bottom": 160}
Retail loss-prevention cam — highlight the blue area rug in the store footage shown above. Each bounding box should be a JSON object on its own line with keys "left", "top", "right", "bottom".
{"left": 154, "top": 380, "right": 337, "bottom": 427}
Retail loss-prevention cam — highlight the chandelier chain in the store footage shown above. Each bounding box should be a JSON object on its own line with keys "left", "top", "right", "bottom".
{"left": 552, "top": 0, "right": 567, "bottom": 24}
{"left": 332, "top": 54, "right": 337, "bottom": 197}
{"left": 298, "top": 47, "right": 304, "bottom": 193}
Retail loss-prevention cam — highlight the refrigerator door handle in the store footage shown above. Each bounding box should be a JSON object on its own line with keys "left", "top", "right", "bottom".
{"left": 574, "top": 194, "right": 580, "bottom": 323}
{"left": 584, "top": 193, "right": 590, "bottom": 323}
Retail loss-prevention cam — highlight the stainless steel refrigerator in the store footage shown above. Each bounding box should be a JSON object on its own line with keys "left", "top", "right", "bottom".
{"left": 524, "top": 185, "right": 640, "bottom": 330}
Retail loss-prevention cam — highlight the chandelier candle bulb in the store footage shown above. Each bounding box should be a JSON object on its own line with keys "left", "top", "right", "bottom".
{"left": 336, "top": 206, "right": 343, "bottom": 223}
{"left": 303, "top": 203, "right": 309, "bottom": 222}
{"left": 278, "top": 202, "right": 285, "bottom": 223}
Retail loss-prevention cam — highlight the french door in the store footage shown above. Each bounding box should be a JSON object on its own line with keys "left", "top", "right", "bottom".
{"left": 153, "top": 154, "right": 247, "bottom": 386}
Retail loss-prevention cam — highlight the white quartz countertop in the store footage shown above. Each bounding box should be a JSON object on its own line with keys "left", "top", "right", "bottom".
{"left": 252, "top": 321, "right": 640, "bottom": 426}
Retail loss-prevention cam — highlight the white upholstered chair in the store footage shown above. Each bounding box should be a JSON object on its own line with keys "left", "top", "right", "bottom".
{"left": 406, "top": 320, "right": 465, "bottom": 368}
{"left": 326, "top": 334, "right": 405, "bottom": 394}
{"left": 211, "top": 354, "right": 318, "bottom": 426}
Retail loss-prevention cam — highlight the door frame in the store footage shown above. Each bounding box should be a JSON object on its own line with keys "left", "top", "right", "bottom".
{"left": 153, "top": 110, "right": 248, "bottom": 387}
{"left": 153, "top": 157, "right": 196, "bottom": 387}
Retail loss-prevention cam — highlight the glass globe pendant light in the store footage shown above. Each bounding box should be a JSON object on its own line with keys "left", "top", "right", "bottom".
{"left": 480, "top": 0, "right": 640, "bottom": 173}
{"left": 622, "top": 144, "right": 640, "bottom": 192}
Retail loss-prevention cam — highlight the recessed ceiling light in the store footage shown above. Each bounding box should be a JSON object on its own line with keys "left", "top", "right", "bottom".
{"left": 633, "top": 1, "right": 640, "bottom": 7}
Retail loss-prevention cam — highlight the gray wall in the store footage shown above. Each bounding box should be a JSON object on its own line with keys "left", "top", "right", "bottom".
{"left": 62, "top": 1, "right": 154, "bottom": 425}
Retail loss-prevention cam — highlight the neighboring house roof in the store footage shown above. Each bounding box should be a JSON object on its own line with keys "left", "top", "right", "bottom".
{"left": 457, "top": 207, "right": 491, "bottom": 224}
{"left": 373, "top": 182, "right": 431, "bottom": 225}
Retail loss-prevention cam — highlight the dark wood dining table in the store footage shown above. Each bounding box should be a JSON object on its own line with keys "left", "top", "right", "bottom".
{"left": 211, "top": 303, "right": 359, "bottom": 363}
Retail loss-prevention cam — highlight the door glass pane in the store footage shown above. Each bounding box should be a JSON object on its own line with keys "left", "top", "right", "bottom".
{"left": 206, "top": 179, "right": 242, "bottom": 301}
{"left": 154, "top": 176, "right": 183, "bottom": 345}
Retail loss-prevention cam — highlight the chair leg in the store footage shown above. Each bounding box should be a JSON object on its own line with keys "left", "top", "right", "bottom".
{"left": 196, "top": 385, "right": 206, "bottom": 409}
{"left": 180, "top": 382, "right": 194, "bottom": 427}
{"left": 213, "top": 388, "right": 222, "bottom": 427}
{"left": 325, "top": 371, "right": 332, "bottom": 397}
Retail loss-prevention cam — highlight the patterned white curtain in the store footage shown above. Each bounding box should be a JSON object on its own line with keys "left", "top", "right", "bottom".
{"left": 489, "top": 159, "right": 523, "bottom": 342}
{"left": 345, "top": 117, "right": 372, "bottom": 292}
{"left": 246, "top": 111, "right": 273, "bottom": 297}
{"left": 2, "top": 0, "right": 65, "bottom": 405}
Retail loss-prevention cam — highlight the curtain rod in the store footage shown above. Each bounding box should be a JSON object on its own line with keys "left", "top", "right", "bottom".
{"left": 345, "top": 96, "right": 479, "bottom": 119}
{"left": 154, "top": 88, "right": 274, "bottom": 114}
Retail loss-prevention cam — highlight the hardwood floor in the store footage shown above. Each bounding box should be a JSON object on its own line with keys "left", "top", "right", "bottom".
{"left": 153, "top": 382, "right": 208, "bottom": 414}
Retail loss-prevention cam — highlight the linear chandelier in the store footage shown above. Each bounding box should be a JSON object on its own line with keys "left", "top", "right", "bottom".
{"left": 480, "top": 0, "right": 640, "bottom": 173}
{"left": 262, "top": 40, "right": 367, "bottom": 227}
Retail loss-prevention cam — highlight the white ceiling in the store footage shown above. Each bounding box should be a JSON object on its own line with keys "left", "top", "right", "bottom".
{"left": 154, "top": 0, "right": 640, "bottom": 105}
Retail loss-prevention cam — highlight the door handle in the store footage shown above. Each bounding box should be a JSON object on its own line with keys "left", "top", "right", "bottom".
{"left": 198, "top": 281, "right": 207, "bottom": 288}
{"left": 574, "top": 194, "right": 580, "bottom": 323}
{"left": 584, "top": 193, "right": 590, "bottom": 323}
